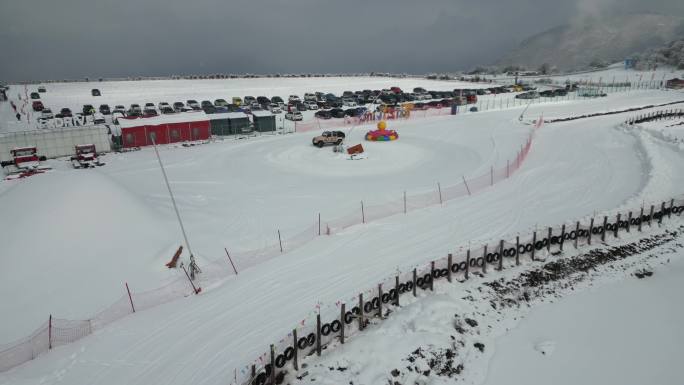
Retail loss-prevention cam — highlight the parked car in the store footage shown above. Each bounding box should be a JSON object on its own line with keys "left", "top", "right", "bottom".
{"left": 143, "top": 107, "right": 158, "bottom": 117}
{"left": 91, "top": 89, "right": 101, "bottom": 96}
{"left": 113, "top": 105, "right": 126, "bottom": 114}
{"left": 317, "top": 101, "right": 331, "bottom": 109}
{"left": 515, "top": 91, "right": 540, "bottom": 99}
{"left": 82, "top": 104, "right": 96, "bottom": 115}
{"left": 158, "top": 102, "right": 172, "bottom": 110}
{"left": 145, "top": 102, "right": 155, "bottom": 109}
{"left": 285, "top": 111, "right": 303, "bottom": 121}
{"left": 539, "top": 90, "right": 555, "bottom": 97}
{"left": 312, "top": 131, "right": 345, "bottom": 147}
{"left": 413, "top": 87, "right": 427, "bottom": 94}
{"left": 127, "top": 108, "right": 142, "bottom": 117}
{"left": 201, "top": 100, "right": 213, "bottom": 109}
{"left": 32, "top": 101, "right": 44, "bottom": 111}
{"left": 186, "top": 100, "right": 201, "bottom": 110}
{"left": 41, "top": 108, "right": 54, "bottom": 119}
{"left": 99, "top": 104, "right": 111, "bottom": 115}
{"left": 314, "top": 110, "right": 332, "bottom": 119}
{"left": 268, "top": 103, "right": 282, "bottom": 113}
{"left": 30, "top": 92, "right": 40, "bottom": 99}
{"left": 271, "top": 96, "right": 285, "bottom": 106}
{"left": 553, "top": 89, "right": 568, "bottom": 96}
{"left": 38, "top": 86, "right": 47, "bottom": 93}
{"left": 214, "top": 99, "right": 228, "bottom": 107}
{"left": 232, "top": 97, "right": 242, "bottom": 106}
{"left": 288, "top": 95, "right": 301, "bottom": 104}
{"left": 342, "top": 91, "right": 354, "bottom": 98}
{"left": 305, "top": 101, "right": 319, "bottom": 110}
{"left": 173, "top": 102, "right": 185, "bottom": 112}
{"left": 304, "top": 93, "right": 317, "bottom": 101}
{"left": 390, "top": 87, "right": 402, "bottom": 94}
{"left": 295, "top": 102, "right": 307, "bottom": 112}
{"left": 244, "top": 96, "right": 256, "bottom": 105}
{"left": 343, "top": 98, "right": 357, "bottom": 107}
{"left": 256, "top": 96, "right": 270, "bottom": 106}
{"left": 160, "top": 106, "right": 175, "bottom": 114}
{"left": 93, "top": 113, "right": 106, "bottom": 124}
{"left": 60, "top": 107, "right": 73, "bottom": 117}
{"left": 329, "top": 108, "right": 345, "bottom": 118}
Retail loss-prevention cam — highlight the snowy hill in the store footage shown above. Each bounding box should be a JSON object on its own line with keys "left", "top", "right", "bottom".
{"left": 496, "top": 13, "right": 684, "bottom": 71}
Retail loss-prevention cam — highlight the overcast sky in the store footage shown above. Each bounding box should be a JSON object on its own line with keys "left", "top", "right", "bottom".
{"left": 1, "top": 0, "right": 683, "bottom": 81}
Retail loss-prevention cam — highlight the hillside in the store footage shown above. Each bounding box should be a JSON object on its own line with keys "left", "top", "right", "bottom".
{"left": 497, "top": 13, "right": 684, "bottom": 72}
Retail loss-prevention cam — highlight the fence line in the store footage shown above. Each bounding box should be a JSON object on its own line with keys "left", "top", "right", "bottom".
{"left": 240, "top": 195, "right": 684, "bottom": 385}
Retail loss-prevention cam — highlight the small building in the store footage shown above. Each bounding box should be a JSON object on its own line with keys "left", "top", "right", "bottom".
{"left": 251, "top": 110, "right": 276, "bottom": 132}
{"left": 117, "top": 111, "right": 211, "bottom": 148}
{"left": 624, "top": 58, "right": 636, "bottom": 69}
{"left": 210, "top": 112, "right": 250, "bottom": 136}
{"left": 665, "top": 78, "right": 684, "bottom": 89}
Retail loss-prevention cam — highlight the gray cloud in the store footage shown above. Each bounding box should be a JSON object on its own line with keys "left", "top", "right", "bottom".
{"left": 0, "top": 0, "right": 682, "bottom": 82}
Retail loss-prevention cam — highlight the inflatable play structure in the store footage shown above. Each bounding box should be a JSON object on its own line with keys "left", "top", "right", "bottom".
{"left": 365, "top": 120, "right": 399, "bottom": 142}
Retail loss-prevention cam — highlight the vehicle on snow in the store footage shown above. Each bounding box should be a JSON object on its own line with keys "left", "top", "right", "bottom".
{"left": 71, "top": 144, "right": 104, "bottom": 169}
{"left": 285, "top": 111, "right": 303, "bottom": 121}
{"left": 312, "top": 131, "right": 345, "bottom": 147}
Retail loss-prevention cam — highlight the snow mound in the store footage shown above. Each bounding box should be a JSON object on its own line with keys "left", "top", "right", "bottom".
{"left": 0, "top": 170, "right": 175, "bottom": 343}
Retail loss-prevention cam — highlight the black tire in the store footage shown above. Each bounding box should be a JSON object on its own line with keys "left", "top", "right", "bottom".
{"left": 351, "top": 306, "right": 360, "bottom": 315}
{"left": 336, "top": 139, "right": 342, "bottom": 145}
{"left": 275, "top": 354, "right": 286, "bottom": 368}
{"left": 284, "top": 347, "right": 294, "bottom": 360}
{"left": 315, "top": 141, "right": 324, "bottom": 148}
{"left": 440, "top": 268, "right": 448, "bottom": 277}
{"left": 372, "top": 297, "right": 380, "bottom": 309}
{"left": 330, "top": 320, "right": 342, "bottom": 333}
{"left": 298, "top": 337, "right": 308, "bottom": 349}
{"left": 321, "top": 323, "right": 331, "bottom": 336}
{"left": 255, "top": 372, "right": 267, "bottom": 385}
{"left": 416, "top": 277, "right": 424, "bottom": 287}
{"left": 459, "top": 261, "right": 467, "bottom": 271}
{"left": 344, "top": 311, "right": 354, "bottom": 324}
{"left": 364, "top": 301, "right": 373, "bottom": 313}
{"left": 476, "top": 257, "right": 484, "bottom": 266}
{"left": 306, "top": 333, "right": 315, "bottom": 346}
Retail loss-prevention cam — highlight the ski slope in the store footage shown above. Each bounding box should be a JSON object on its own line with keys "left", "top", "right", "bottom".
{"left": 0, "top": 69, "right": 683, "bottom": 384}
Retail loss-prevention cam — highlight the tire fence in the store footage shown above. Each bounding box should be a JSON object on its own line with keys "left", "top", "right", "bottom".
{"left": 624, "top": 108, "right": 684, "bottom": 146}
{"left": 239, "top": 195, "right": 684, "bottom": 385}
{"left": 0, "top": 115, "right": 538, "bottom": 373}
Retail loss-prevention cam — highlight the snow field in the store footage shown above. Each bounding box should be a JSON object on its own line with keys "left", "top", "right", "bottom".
{"left": 0, "top": 72, "right": 682, "bottom": 384}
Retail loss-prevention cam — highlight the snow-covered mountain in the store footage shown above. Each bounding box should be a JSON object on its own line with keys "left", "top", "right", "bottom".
{"left": 496, "top": 13, "right": 684, "bottom": 71}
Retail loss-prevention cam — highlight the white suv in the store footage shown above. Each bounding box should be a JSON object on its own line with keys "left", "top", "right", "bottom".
{"left": 305, "top": 101, "right": 319, "bottom": 110}
{"left": 304, "top": 93, "right": 316, "bottom": 101}
{"left": 288, "top": 95, "right": 301, "bottom": 104}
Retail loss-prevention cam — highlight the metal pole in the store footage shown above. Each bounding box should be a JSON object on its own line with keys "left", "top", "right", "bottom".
{"left": 224, "top": 248, "right": 238, "bottom": 275}
{"left": 151, "top": 138, "right": 199, "bottom": 278}
{"left": 462, "top": 175, "right": 471, "bottom": 195}
{"left": 126, "top": 282, "right": 135, "bottom": 313}
{"left": 278, "top": 229, "right": 283, "bottom": 253}
{"left": 437, "top": 182, "right": 442, "bottom": 204}
{"left": 361, "top": 201, "right": 365, "bottom": 223}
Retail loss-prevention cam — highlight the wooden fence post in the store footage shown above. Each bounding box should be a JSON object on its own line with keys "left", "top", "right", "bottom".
{"left": 547, "top": 227, "right": 552, "bottom": 252}
{"left": 438, "top": 183, "right": 443, "bottom": 205}
{"left": 251, "top": 365, "right": 255, "bottom": 384}
{"left": 614, "top": 213, "right": 621, "bottom": 238}
{"left": 601, "top": 216, "right": 608, "bottom": 242}
{"left": 430, "top": 261, "right": 435, "bottom": 291}
{"left": 531, "top": 232, "right": 536, "bottom": 261}
{"left": 394, "top": 276, "right": 400, "bottom": 306}
{"left": 560, "top": 224, "right": 566, "bottom": 251}
{"left": 270, "top": 344, "right": 276, "bottom": 385}
{"left": 316, "top": 314, "right": 322, "bottom": 356}
{"left": 412, "top": 268, "right": 417, "bottom": 297}
{"left": 447, "top": 254, "right": 452, "bottom": 282}
{"left": 340, "top": 304, "right": 345, "bottom": 344}
{"left": 649, "top": 205, "right": 654, "bottom": 226}
{"left": 498, "top": 240, "right": 504, "bottom": 271}
{"left": 639, "top": 207, "right": 644, "bottom": 231}
{"left": 515, "top": 236, "right": 520, "bottom": 265}
{"left": 378, "top": 284, "right": 383, "bottom": 318}
{"left": 293, "top": 329, "right": 298, "bottom": 370}
{"left": 358, "top": 294, "right": 364, "bottom": 331}
{"left": 278, "top": 229, "right": 283, "bottom": 253}
{"left": 482, "top": 245, "right": 488, "bottom": 274}
{"left": 670, "top": 199, "right": 675, "bottom": 219}
{"left": 659, "top": 202, "right": 665, "bottom": 224}
{"left": 361, "top": 201, "right": 365, "bottom": 224}
{"left": 575, "top": 221, "right": 580, "bottom": 248}
{"left": 318, "top": 213, "right": 321, "bottom": 236}
{"left": 627, "top": 212, "right": 632, "bottom": 233}
{"left": 48, "top": 314, "right": 52, "bottom": 350}
{"left": 465, "top": 250, "right": 470, "bottom": 279}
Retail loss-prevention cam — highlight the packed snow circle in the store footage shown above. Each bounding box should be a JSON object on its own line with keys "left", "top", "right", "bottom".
{"left": 1, "top": 64, "right": 684, "bottom": 385}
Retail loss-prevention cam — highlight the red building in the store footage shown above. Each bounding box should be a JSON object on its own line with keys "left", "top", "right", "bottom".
{"left": 117, "top": 112, "right": 211, "bottom": 148}
{"left": 665, "top": 78, "right": 684, "bottom": 89}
